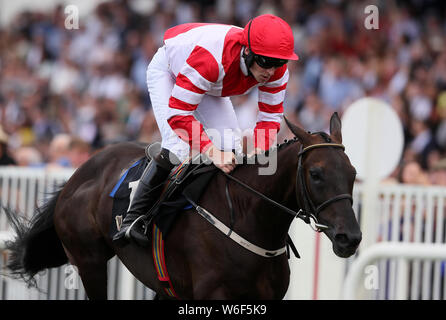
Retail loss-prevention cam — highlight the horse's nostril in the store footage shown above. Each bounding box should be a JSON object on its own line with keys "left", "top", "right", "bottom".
{"left": 335, "top": 233, "right": 349, "bottom": 246}
{"left": 335, "top": 233, "right": 362, "bottom": 247}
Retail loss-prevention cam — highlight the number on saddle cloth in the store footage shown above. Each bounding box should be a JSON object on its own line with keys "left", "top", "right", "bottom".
{"left": 108, "top": 156, "right": 149, "bottom": 238}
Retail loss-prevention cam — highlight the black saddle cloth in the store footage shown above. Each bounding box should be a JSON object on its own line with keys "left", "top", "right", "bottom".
{"left": 109, "top": 157, "right": 217, "bottom": 239}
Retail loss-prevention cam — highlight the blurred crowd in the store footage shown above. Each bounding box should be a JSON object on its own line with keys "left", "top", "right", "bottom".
{"left": 0, "top": 0, "right": 445, "bottom": 185}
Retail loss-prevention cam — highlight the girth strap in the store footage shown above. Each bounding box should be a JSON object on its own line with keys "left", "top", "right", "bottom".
{"left": 184, "top": 194, "right": 287, "bottom": 258}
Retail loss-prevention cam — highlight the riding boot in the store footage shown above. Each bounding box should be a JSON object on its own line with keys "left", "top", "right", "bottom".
{"left": 112, "top": 148, "right": 175, "bottom": 247}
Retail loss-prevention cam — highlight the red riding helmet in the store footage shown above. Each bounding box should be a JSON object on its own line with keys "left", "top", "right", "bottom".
{"left": 243, "top": 14, "right": 299, "bottom": 61}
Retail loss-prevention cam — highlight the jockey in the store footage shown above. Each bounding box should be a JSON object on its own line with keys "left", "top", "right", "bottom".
{"left": 113, "top": 14, "right": 299, "bottom": 246}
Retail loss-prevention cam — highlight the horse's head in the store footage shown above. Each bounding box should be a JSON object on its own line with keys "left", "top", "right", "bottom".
{"left": 285, "top": 113, "right": 362, "bottom": 258}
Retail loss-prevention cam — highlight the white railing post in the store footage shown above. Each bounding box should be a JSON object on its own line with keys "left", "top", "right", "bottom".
{"left": 118, "top": 263, "right": 136, "bottom": 300}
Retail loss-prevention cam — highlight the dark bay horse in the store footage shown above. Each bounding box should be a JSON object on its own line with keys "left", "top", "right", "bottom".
{"left": 4, "top": 113, "right": 361, "bottom": 299}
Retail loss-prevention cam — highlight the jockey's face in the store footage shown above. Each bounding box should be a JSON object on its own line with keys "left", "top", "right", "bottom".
{"left": 250, "top": 61, "right": 277, "bottom": 83}
{"left": 245, "top": 48, "right": 281, "bottom": 84}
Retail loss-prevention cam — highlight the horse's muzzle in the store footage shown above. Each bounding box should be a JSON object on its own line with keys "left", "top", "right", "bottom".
{"left": 332, "top": 231, "right": 362, "bottom": 258}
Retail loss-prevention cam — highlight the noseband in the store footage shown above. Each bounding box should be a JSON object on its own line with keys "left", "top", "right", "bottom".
{"left": 295, "top": 143, "right": 353, "bottom": 232}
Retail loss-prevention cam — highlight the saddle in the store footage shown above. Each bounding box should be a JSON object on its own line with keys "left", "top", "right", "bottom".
{"left": 109, "top": 143, "right": 217, "bottom": 241}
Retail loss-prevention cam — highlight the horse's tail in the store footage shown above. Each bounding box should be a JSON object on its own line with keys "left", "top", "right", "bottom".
{"left": 3, "top": 187, "right": 68, "bottom": 287}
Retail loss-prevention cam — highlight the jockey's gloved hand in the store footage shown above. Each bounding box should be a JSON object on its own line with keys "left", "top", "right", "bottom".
{"left": 204, "top": 144, "right": 237, "bottom": 174}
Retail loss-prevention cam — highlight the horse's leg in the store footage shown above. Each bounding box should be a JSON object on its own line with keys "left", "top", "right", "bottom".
{"left": 55, "top": 183, "right": 114, "bottom": 300}
{"left": 76, "top": 258, "right": 108, "bottom": 300}
{"left": 63, "top": 239, "right": 111, "bottom": 300}
{"left": 62, "top": 239, "right": 112, "bottom": 300}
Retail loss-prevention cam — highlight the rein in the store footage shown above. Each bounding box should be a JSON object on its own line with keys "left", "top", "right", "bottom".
{"left": 223, "top": 142, "right": 352, "bottom": 232}
{"left": 187, "top": 140, "right": 354, "bottom": 258}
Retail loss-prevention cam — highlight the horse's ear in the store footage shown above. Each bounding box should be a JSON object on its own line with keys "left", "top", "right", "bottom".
{"left": 283, "top": 116, "right": 311, "bottom": 145}
{"left": 330, "top": 112, "right": 342, "bottom": 143}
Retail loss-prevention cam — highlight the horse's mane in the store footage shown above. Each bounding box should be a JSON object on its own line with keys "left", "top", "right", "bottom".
{"left": 239, "top": 137, "right": 299, "bottom": 165}
{"left": 241, "top": 131, "right": 332, "bottom": 165}
{"left": 265, "top": 136, "right": 299, "bottom": 156}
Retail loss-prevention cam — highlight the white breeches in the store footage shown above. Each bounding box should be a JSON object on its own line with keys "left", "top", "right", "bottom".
{"left": 146, "top": 46, "right": 242, "bottom": 163}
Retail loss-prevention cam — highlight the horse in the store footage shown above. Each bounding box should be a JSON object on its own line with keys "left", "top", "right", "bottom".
{"left": 4, "top": 112, "right": 361, "bottom": 299}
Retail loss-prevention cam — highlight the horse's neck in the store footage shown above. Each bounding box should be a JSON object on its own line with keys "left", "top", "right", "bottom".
{"left": 231, "top": 142, "right": 300, "bottom": 246}
{"left": 239, "top": 142, "right": 299, "bottom": 202}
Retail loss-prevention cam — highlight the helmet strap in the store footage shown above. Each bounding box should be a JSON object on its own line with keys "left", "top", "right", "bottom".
{"left": 243, "top": 20, "right": 255, "bottom": 73}
{"left": 242, "top": 49, "right": 254, "bottom": 75}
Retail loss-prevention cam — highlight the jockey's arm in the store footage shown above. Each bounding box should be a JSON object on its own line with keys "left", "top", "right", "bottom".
{"left": 253, "top": 65, "right": 289, "bottom": 152}
{"left": 166, "top": 46, "right": 236, "bottom": 173}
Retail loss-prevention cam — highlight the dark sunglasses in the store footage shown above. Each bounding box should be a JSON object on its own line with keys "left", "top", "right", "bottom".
{"left": 253, "top": 54, "right": 288, "bottom": 69}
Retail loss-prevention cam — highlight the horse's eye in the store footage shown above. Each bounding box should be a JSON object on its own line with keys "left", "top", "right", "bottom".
{"left": 309, "top": 168, "right": 323, "bottom": 182}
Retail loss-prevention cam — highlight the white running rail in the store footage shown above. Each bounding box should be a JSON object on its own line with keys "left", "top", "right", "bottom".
{"left": 1, "top": 167, "right": 445, "bottom": 300}
{"left": 0, "top": 166, "right": 154, "bottom": 300}
{"left": 343, "top": 242, "right": 446, "bottom": 300}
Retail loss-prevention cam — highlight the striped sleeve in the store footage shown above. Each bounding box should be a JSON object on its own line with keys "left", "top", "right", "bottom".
{"left": 167, "top": 46, "right": 220, "bottom": 152}
{"left": 254, "top": 66, "right": 289, "bottom": 150}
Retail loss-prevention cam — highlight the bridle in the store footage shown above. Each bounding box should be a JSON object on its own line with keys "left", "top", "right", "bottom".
{"left": 222, "top": 140, "right": 353, "bottom": 233}
{"left": 295, "top": 142, "right": 353, "bottom": 232}
{"left": 183, "top": 139, "right": 355, "bottom": 257}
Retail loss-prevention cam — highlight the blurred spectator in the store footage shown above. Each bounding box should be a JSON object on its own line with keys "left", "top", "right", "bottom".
{"left": 298, "top": 92, "right": 330, "bottom": 132}
{"left": 0, "top": 126, "right": 16, "bottom": 165}
{"left": 68, "top": 137, "right": 91, "bottom": 168}
{"left": 318, "top": 56, "right": 364, "bottom": 111}
{"left": 124, "top": 90, "right": 146, "bottom": 140}
{"left": 0, "top": 0, "right": 444, "bottom": 179}
{"left": 138, "top": 109, "right": 161, "bottom": 144}
{"left": 398, "top": 160, "right": 430, "bottom": 185}
{"left": 46, "top": 133, "right": 72, "bottom": 169}
{"left": 429, "top": 158, "right": 446, "bottom": 186}
{"left": 72, "top": 95, "right": 98, "bottom": 144}
{"left": 14, "top": 146, "right": 43, "bottom": 167}
{"left": 435, "top": 91, "right": 446, "bottom": 150}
